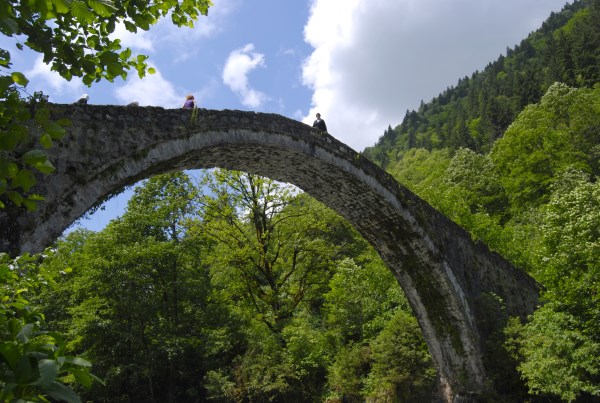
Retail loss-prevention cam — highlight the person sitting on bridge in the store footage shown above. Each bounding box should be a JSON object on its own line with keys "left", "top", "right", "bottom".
{"left": 312, "top": 112, "right": 327, "bottom": 132}
{"left": 182, "top": 94, "right": 196, "bottom": 109}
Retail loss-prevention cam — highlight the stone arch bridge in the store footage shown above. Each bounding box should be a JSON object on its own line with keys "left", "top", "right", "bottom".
{"left": 0, "top": 104, "right": 539, "bottom": 402}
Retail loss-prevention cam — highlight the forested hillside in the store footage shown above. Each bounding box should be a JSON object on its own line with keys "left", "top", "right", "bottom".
{"left": 364, "top": 0, "right": 600, "bottom": 167}
{"left": 357, "top": 0, "right": 600, "bottom": 401}
{"left": 1, "top": 0, "right": 600, "bottom": 402}
{"left": 386, "top": 81, "right": 600, "bottom": 400}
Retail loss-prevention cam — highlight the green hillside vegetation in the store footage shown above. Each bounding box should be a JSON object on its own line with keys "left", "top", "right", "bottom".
{"left": 386, "top": 81, "right": 600, "bottom": 403}
{"left": 364, "top": 0, "right": 600, "bottom": 166}
{"left": 2, "top": 0, "right": 600, "bottom": 401}
{"left": 359, "top": 0, "right": 600, "bottom": 400}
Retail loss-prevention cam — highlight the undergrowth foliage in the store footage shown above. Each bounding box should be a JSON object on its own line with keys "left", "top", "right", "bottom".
{"left": 0, "top": 251, "right": 103, "bottom": 402}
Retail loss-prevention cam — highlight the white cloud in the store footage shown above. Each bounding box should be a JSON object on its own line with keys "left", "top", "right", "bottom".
{"left": 139, "top": 0, "right": 241, "bottom": 62}
{"left": 189, "top": 0, "right": 241, "bottom": 38}
{"left": 222, "top": 43, "right": 268, "bottom": 108}
{"left": 25, "top": 56, "right": 84, "bottom": 102}
{"left": 114, "top": 67, "right": 181, "bottom": 108}
{"left": 111, "top": 23, "right": 154, "bottom": 52}
{"left": 302, "top": 0, "right": 570, "bottom": 151}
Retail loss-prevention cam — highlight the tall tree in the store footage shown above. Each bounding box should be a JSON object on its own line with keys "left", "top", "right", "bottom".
{"left": 365, "top": 0, "right": 600, "bottom": 168}
{"left": 491, "top": 82, "right": 600, "bottom": 210}
{"left": 323, "top": 254, "right": 435, "bottom": 402}
{"left": 200, "top": 169, "right": 364, "bottom": 334}
{"left": 43, "top": 172, "right": 243, "bottom": 403}
{"left": 1, "top": 5, "right": 213, "bottom": 397}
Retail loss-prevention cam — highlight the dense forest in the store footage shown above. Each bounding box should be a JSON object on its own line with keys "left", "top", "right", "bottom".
{"left": 361, "top": 0, "right": 599, "bottom": 401}
{"left": 3, "top": 171, "right": 437, "bottom": 402}
{"left": 364, "top": 0, "right": 600, "bottom": 166}
{"left": 1, "top": 0, "right": 600, "bottom": 402}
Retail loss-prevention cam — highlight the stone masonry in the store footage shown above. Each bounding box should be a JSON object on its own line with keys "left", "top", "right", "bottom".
{"left": 0, "top": 104, "right": 540, "bottom": 402}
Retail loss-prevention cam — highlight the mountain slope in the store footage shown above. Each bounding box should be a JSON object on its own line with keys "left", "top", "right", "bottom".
{"left": 364, "top": 0, "right": 600, "bottom": 168}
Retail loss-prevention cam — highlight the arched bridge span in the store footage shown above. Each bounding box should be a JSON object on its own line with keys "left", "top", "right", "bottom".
{"left": 0, "top": 104, "right": 539, "bottom": 401}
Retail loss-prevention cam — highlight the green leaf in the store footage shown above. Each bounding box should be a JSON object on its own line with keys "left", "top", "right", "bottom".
{"left": 87, "top": 34, "right": 98, "bottom": 50}
{"left": 6, "top": 162, "right": 18, "bottom": 178}
{"left": 40, "top": 133, "right": 53, "bottom": 148}
{"left": 13, "top": 169, "right": 37, "bottom": 192}
{"left": 34, "top": 107, "right": 50, "bottom": 124}
{"left": 38, "top": 359, "right": 60, "bottom": 386}
{"left": 88, "top": 0, "right": 116, "bottom": 17}
{"left": 22, "top": 150, "right": 48, "bottom": 165}
{"left": 43, "top": 121, "right": 66, "bottom": 139}
{"left": 36, "top": 0, "right": 53, "bottom": 18}
{"left": 0, "top": 342, "right": 20, "bottom": 369}
{"left": 22, "top": 199, "right": 38, "bottom": 211}
{"left": 8, "top": 318, "right": 21, "bottom": 335}
{"left": 0, "top": 75, "right": 13, "bottom": 91}
{"left": 16, "top": 108, "right": 31, "bottom": 122}
{"left": 99, "top": 51, "right": 119, "bottom": 65}
{"left": 57, "top": 118, "right": 72, "bottom": 126}
{"left": 123, "top": 20, "right": 137, "bottom": 33}
{"left": 119, "top": 48, "right": 131, "bottom": 61}
{"left": 107, "top": 62, "right": 124, "bottom": 77}
{"left": 106, "top": 18, "right": 115, "bottom": 34}
{"left": 16, "top": 322, "right": 35, "bottom": 343}
{"left": 53, "top": 0, "right": 71, "bottom": 14}
{"left": 0, "top": 18, "right": 19, "bottom": 35}
{"left": 82, "top": 74, "right": 94, "bottom": 86}
{"left": 71, "top": 0, "right": 95, "bottom": 23}
{"left": 33, "top": 159, "right": 55, "bottom": 174}
{"left": 62, "top": 356, "right": 92, "bottom": 367}
{"left": 82, "top": 59, "right": 96, "bottom": 74}
{"left": 132, "top": 14, "right": 152, "bottom": 30}
{"left": 11, "top": 72, "right": 29, "bottom": 86}
{"left": 44, "top": 381, "right": 82, "bottom": 403}
{"left": 15, "top": 354, "right": 34, "bottom": 383}
{"left": 71, "top": 368, "right": 93, "bottom": 388}
{"left": 0, "top": 123, "right": 28, "bottom": 150}
{"left": 148, "top": 67, "right": 156, "bottom": 74}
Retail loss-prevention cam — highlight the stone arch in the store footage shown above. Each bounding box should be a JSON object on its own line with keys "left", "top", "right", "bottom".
{"left": 0, "top": 104, "right": 539, "bottom": 401}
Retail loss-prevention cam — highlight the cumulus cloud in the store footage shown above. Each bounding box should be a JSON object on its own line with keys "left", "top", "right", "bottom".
{"left": 188, "top": 0, "right": 241, "bottom": 39}
{"left": 140, "top": 0, "right": 241, "bottom": 62}
{"left": 111, "top": 23, "right": 154, "bottom": 52}
{"left": 25, "top": 56, "right": 84, "bottom": 101}
{"left": 302, "top": 0, "right": 569, "bottom": 151}
{"left": 114, "top": 67, "right": 181, "bottom": 107}
{"left": 222, "top": 43, "right": 268, "bottom": 108}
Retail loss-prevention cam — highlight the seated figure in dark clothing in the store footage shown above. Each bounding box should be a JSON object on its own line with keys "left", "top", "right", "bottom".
{"left": 312, "top": 112, "right": 327, "bottom": 132}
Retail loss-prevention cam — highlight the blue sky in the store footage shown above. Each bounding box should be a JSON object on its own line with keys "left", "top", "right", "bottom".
{"left": 4, "top": 0, "right": 571, "bottom": 232}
